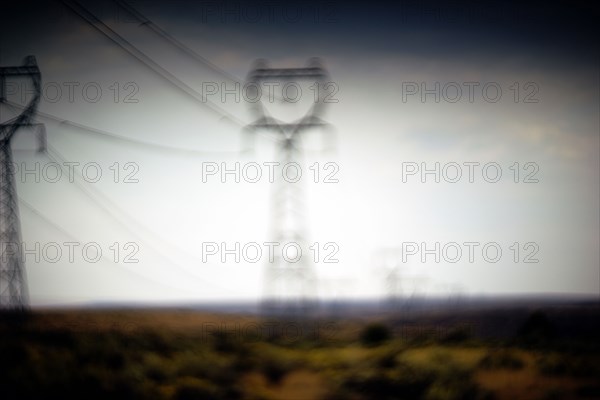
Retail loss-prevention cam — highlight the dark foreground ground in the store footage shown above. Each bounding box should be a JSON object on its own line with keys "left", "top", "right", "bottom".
{"left": 1, "top": 301, "right": 599, "bottom": 399}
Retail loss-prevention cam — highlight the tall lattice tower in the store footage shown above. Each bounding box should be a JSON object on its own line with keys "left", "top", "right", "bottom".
{"left": 246, "top": 58, "right": 330, "bottom": 315}
{"left": 0, "top": 56, "right": 42, "bottom": 310}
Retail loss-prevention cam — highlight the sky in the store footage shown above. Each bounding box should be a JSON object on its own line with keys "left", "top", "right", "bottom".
{"left": 0, "top": 0, "right": 598, "bottom": 306}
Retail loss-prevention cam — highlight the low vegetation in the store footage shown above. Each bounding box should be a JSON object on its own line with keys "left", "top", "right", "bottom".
{"left": 1, "top": 309, "right": 598, "bottom": 399}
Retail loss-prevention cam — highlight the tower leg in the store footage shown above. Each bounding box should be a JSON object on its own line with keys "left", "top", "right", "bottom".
{"left": 262, "top": 135, "right": 316, "bottom": 316}
{"left": 0, "top": 140, "right": 29, "bottom": 310}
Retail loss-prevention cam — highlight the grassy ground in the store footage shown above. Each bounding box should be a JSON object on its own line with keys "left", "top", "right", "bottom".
{"left": 1, "top": 308, "right": 599, "bottom": 399}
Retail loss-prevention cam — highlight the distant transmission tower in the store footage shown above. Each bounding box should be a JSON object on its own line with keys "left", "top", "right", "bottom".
{"left": 246, "top": 58, "right": 331, "bottom": 315}
{"left": 0, "top": 56, "right": 44, "bottom": 310}
{"left": 376, "top": 248, "right": 403, "bottom": 310}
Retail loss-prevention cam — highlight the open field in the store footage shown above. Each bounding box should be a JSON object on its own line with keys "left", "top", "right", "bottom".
{"left": 1, "top": 304, "right": 599, "bottom": 399}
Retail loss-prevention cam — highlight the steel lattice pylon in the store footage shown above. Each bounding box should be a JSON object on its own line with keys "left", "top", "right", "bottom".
{"left": 0, "top": 56, "right": 43, "bottom": 310}
{"left": 246, "top": 58, "right": 330, "bottom": 315}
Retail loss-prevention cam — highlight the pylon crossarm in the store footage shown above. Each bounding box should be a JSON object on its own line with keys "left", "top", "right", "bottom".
{"left": 0, "top": 56, "right": 42, "bottom": 142}
{"left": 248, "top": 67, "right": 329, "bottom": 81}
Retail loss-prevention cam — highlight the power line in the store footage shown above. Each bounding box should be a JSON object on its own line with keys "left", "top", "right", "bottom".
{"left": 17, "top": 195, "right": 188, "bottom": 293}
{"left": 5, "top": 99, "right": 249, "bottom": 156}
{"left": 110, "top": 0, "right": 287, "bottom": 103}
{"left": 8, "top": 100, "right": 274, "bottom": 276}
{"left": 59, "top": 0, "right": 247, "bottom": 127}
{"left": 112, "top": 0, "right": 242, "bottom": 84}
{"left": 39, "top": 142, "right": 232, "bottom": 288}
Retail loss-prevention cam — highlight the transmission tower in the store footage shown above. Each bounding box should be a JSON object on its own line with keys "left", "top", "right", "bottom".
{"left": 0, "top": 56, "right": 44, "bottom": 310}
{"left": 375, "top": 248, "right": 403, "bottom": 310}
{"left": 246, "top": 58, "right": 330, "bottom": 315}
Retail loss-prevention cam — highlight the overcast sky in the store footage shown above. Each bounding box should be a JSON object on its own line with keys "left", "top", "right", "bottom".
{"left": 1, "top": 0, "right": 598, "bottom": 306}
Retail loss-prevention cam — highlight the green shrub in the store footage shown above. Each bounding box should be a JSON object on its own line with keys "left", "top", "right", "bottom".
{"left": 360, "top": 323, "right": 392, "bottom": 347}
{"left": 516, "top": 311, "right": 555, "bottom": 347}
{"left": 342, "top": 362, "right": 435, "bottom": 400}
